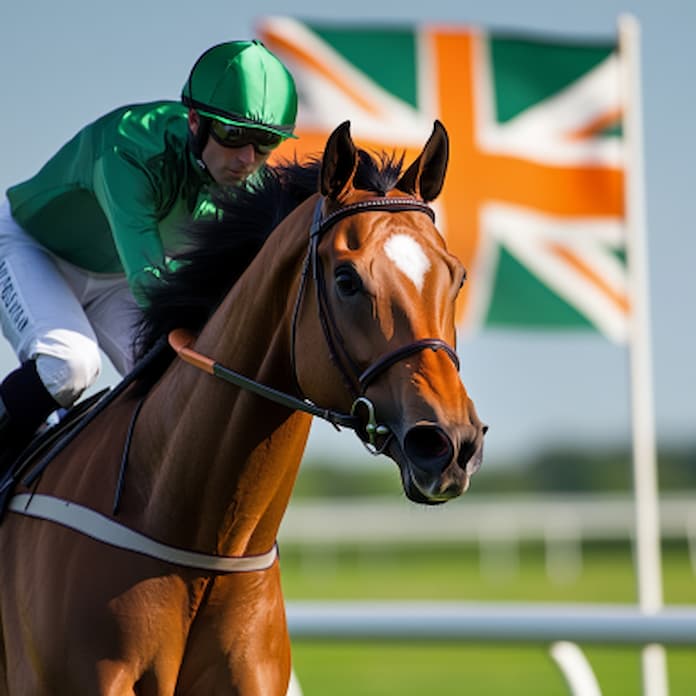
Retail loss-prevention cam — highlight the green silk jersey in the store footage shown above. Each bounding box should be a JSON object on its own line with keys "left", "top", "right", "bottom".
{"left": 6, "top": 101, "right": 217, "bottom": 304}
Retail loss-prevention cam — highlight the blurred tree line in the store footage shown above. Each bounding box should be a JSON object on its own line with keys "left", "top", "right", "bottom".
{"left": 293, "top": 443, "right": 696, "bottom": 498}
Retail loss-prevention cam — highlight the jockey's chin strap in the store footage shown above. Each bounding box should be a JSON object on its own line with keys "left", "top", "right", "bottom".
{"left": 168, "top": 194, "right": 461, "bottom": 455}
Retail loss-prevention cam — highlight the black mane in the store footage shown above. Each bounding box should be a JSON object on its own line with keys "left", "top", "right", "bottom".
{"left": 132, "top": 150, "right": 405, "bottom": 387}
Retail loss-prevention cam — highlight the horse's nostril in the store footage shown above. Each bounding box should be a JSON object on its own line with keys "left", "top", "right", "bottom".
{"left": 403, "top": 425, "right": 453, "bottom": 475}
{"left": 457, "top": 439, "right": 478, "bottom": 467}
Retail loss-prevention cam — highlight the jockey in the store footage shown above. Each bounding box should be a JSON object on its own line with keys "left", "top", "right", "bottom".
{"left": 0, "top": 40, "right": 297, "bottom": 467}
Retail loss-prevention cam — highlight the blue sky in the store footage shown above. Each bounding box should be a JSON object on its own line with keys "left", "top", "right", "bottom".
{"left": 1, "top": 0, "right": 693, "bottom": 465}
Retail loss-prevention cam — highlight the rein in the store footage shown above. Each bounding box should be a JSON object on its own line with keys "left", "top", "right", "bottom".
{"left": 168, "top": 329, "right": 358, "bottom": 430}
{"left": 170, "top": 195, "right": 461, "bottom": 453}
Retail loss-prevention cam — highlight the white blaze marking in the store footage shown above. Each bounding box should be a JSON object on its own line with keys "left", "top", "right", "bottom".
{"left": 384, "top": 234, "right": 431, "bottom": 292}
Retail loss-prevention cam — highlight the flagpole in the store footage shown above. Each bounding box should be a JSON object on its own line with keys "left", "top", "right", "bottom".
{"left": 618, "top": 14, "right": 668, "bottom": 696}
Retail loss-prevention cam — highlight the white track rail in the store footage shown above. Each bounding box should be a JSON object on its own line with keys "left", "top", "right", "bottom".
{"left": 286, "top": 601, "right": 696, "bottom": 645}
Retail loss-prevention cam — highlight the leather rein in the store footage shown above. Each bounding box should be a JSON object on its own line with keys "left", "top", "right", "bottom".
{"left": 169, "top": 195, "right": 460, "bottom": 453}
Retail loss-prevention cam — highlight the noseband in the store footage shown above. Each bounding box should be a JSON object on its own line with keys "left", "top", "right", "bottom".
{"left": 169, "top": 194, "right": 461, "bottom": 454}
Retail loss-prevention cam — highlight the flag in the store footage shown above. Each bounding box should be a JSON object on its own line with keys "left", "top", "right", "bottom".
{"left": 258, "top": 18, "right": 628, "bottom": 342}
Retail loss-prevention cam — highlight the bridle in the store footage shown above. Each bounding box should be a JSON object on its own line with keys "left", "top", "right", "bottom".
{"left": 170, "top": 194, "right": 460, "bottom": 453}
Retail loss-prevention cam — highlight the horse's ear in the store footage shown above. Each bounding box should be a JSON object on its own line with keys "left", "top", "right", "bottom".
{"left": 320, "top": 121, "right": 359, "bottom": 200}
{"left": 395, "top": 120, "right": 449, "bottom": 202}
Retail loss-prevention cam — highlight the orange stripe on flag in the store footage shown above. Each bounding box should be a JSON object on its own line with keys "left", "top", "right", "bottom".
{"left": 270, "top": 129, "right": 422, "bottom": 171}
{"left": 261, "top": 28, "right": 383, "bottom": 118}
{"left": 566, "top": 108, "right": 623, "bottom": 140}
{"left": 547, "top": 243, "right": 630, "bottom": 315}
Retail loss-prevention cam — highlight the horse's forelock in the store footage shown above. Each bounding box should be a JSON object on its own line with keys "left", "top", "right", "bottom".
{"left": 353, "top": 150, "right": 405, "bottom": 197}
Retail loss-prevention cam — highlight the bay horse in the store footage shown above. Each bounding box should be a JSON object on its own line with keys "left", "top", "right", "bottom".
{"left": 0, "top": 121, "right": 485, "bottom": 695}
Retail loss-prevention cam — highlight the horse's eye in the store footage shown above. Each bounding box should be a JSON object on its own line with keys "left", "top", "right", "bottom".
{"left": 459, "top": 269, "right": 467, "bottom": 290}
{"left": 335, "top": 266, "right": 362, "bottom": 297}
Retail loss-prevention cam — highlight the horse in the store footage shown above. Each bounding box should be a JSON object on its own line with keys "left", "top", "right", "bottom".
{"left": 0, "top": 120, "right": 485, "bottom": 695}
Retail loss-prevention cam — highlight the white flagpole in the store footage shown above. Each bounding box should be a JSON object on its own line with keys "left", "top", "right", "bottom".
{"left": 618, "top": 14, "right": 668, "bottom": 696}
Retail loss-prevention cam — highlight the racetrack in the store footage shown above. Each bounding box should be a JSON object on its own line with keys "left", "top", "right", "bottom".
{"left": 280, "top": 538, "right": 696, "bottom": 694}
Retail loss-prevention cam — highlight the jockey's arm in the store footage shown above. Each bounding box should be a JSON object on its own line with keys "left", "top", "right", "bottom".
{"left": 93, "top": 149, "right": 169, "bottom": 307}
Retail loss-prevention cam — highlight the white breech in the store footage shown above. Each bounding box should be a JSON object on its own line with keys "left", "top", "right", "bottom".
{"left": 0, "top": 199, "right": 141, "bottom": 407}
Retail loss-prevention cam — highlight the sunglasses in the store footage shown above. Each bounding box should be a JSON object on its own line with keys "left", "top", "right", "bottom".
{"left": 208, "top": 120, "right": 283, "bottom": 154}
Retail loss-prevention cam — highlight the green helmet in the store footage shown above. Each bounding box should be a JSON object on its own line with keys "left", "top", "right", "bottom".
{"left": 182, "top": 40, "right": 297, "bottom": 139}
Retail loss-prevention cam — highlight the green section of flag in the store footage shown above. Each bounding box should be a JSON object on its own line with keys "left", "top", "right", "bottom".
{"left": 308, "top": 25, "right": 419, "bottom": 107}
{"left": 485, "top": 248, "right": 592, "bottom": 328}
{"left": 489, "top": 37, "right": 615, "bottom": 123}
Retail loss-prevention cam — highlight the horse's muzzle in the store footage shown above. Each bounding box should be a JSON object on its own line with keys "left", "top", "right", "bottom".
{"left": 399, "top": 423, "right": 485, "bottom": 504}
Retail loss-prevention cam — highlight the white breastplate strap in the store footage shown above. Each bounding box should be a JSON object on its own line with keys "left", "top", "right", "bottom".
{"left": 7, "top": 494, "right": 277, "bottom": 573}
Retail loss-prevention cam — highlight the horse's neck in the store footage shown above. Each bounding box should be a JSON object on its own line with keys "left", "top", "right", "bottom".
{"left": 131, "top": 200, "right": 317, "bottom": 556}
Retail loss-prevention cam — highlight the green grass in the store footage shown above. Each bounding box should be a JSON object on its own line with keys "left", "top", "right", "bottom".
{"left": 291, "top": 643, "right": 696, "bottom": 696}
{"left": 279, "top": 540, "right": 696, "bottom": 695}
{"left": 280, "top": 540, "right": 696, "bottom": 603}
